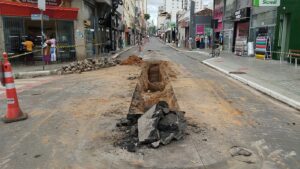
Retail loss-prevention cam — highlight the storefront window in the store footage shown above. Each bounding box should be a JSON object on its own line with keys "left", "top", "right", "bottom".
{"left": 57, "top": 21, "right": 76, "bottom": 61}
{"left": 3, "top": 17, "right": 75, "bottom": 61}
{"left": 3, "top": 17, "right": 25, "bottom": 55}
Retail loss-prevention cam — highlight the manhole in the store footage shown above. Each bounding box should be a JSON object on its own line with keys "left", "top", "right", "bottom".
{"left": 229, "top": 71, "right": 246, "bottom": 74}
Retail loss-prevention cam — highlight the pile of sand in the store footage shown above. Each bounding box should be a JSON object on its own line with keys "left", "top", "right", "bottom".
{"left": 120, "top": 55, "right": 144, "bottom": 65}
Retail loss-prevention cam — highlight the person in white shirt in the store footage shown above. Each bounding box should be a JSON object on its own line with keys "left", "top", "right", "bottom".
{"left": 49, "top": 34, "right": 57, "bottom": 62}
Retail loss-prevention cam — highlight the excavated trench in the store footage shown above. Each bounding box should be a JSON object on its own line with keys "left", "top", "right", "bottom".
{"left": 128, "top": 61, "right": 179, "bottom": 118}
{"left": 115, "top": 60, "right": 185, "bottom": 152}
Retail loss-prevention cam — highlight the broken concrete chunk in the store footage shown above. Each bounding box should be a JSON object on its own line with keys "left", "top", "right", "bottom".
{"left": 118, "top": 101, "right": 187, "bottom": 152}
{"left": 138, "top": 104, "right": 163, "bottom": 143}
{"left": 60, "top": 58, "right": 119, "bottom": 75}
{"left": 151, "top": 141, "right": 160, "bottom": 148}
{"left": 230, "top": 146, "right": 253, "bottom": 157}
{"left": 160, "top": 132, "right": 175, "bottom": 145}
{"left": 138, "top": 102, "right": 186, "bottom": 145}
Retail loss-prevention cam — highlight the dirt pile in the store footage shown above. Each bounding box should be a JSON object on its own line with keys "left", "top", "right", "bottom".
{"left": 116, "top": 101, "right": 186, "bottom": 152}
{"left": 59, "top": 58, "right": 120, "bottom": 74}
{"left": 120, "top": 55, "right": 144, "bottom": 65}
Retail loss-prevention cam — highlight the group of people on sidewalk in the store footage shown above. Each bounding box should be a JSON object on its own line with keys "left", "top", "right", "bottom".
{"left": 184, "top": 34, "right": 223, "bottom": 50}
{"left": 22, "top": 34, "right": 57, "bottom": 65}
{"left": 194, "top": 34, "right": 212, "bottom": 49}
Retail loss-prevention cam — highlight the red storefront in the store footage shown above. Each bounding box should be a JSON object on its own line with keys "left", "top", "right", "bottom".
{"left": 0, "top": 0, "right": 78, "bottom": 61}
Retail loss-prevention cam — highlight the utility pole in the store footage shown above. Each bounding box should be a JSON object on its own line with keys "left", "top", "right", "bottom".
{"left": 134, "top": 0, "right": 136, "bottom": 45}
{"left": 211, "top": 0, "right": 215, "bottom": 57}
{"left": 38, "top": 0, "right": 45, "bottom": 70}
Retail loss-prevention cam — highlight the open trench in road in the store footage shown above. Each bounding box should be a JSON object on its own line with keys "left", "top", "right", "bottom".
{"left": 128, "top": 60, "right": 179, "bottom": 118}
{"left": 116, "top": 58, "right": 263, "bottom": 168}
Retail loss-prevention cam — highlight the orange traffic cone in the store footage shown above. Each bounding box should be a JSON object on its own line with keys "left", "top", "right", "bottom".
{"left": 1, "top": 52, "right": 28, "bottom": 123}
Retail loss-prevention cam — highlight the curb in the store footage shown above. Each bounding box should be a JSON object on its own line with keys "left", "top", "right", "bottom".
{"left": 202, "top": 58, "right": 300, "bottom": 111}
{"left": 14, "top": 69, "right": 58, "bottom": 79}
{"left": 167, "top": 44, "right": 210, "bottom": 56}
{"left": 112, "top": 46, "right": 135, "bottom": 59}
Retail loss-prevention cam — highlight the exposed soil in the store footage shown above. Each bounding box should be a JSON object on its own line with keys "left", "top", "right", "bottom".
{"left": 115, "top": 60, "right": 186, "bottom": 152}
{"left": 120, "top": 55, "right": 144, "bottom": 66}
{"left": 128, "top": 61, "right": 179, "bottom": 115}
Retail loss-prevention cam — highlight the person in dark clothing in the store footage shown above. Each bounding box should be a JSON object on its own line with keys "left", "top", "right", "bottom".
{"left": 105, "top": 38, "right": 111, "bottom": 53}
{"left": 195, "top": 35, "right": 200, "bottom": 48}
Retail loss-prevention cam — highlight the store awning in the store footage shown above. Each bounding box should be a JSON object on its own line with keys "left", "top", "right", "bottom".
{"left": 0, "top": 1, "right": 78, "bottom": 20}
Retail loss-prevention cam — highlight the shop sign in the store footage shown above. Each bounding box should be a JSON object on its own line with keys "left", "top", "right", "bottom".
{"left": 196, "top": 24, "right": 205, "bottom": 34}
{"left": 205, "top": 27, "right": 212, "bottom": 36}
{"left": 31, "top": 14, "right": 49, "bottom": 21}
{"left": 20, "top": 0, "right": 62, "bottom": 6}
{"left": 253, "top": 0, "right": 280, "bottom": 7}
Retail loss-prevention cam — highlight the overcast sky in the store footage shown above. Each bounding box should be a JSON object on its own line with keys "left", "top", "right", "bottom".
{"left": 148, "top": 0, "right": 212, "bottom": 26}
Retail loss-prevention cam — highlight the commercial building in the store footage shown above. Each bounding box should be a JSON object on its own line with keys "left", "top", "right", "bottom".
{"left": 0, "top": 0, "right": 127, "bottom": 62}
{"left": 0, "top": 0, "right": 78, "bottom": 60}
{"left": 123, "top": 0, "right": 136, "bottom": 46}
{"left": 177, "top": 1, "right": 212, "bottom": 49}
{"left": 219, "top": 0, "right": 280, "bottom": 58}
{"left": 274, "top": 0, "right": 300, "bottom": 61}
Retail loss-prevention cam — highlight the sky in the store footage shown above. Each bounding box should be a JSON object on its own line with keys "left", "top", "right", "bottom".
{"left": 147, "top": 0, "right": 212, "bottom": 26}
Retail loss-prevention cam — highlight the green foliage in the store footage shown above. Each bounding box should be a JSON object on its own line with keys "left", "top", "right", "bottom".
{"left": 144, "top": 14, "right": 150, "bottom": 20}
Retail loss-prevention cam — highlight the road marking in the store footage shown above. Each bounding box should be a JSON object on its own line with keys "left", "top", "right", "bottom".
{"left": 0, "top": 76, "right": 61, "bottom": 98}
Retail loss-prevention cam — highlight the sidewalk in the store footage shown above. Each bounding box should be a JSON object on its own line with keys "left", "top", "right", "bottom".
{"left": 166, "top": 42, "right": 211, "bottom": 56}
{"left": 8, "top": 46, "right": 135, "bottom": 79}
{"left": 202, "top": 53, "right": 300, "bottom": 110}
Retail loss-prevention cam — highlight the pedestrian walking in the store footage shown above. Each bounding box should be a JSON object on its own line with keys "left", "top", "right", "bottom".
{"left": 49, "top": 34, "right": 57, "bottom": 62}
{"left": 118, "top": 36, "right": 123, "bottom": 49}
{"left": 195, "top": 35, "right": 200, "bottom": 49}
{"left": 43, "top": 37, "right": 51, "bottom": 65}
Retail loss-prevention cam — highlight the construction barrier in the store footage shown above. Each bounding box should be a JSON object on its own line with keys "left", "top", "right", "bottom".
{"left": 1, "top": 52, "right": 28, "bottom": 123}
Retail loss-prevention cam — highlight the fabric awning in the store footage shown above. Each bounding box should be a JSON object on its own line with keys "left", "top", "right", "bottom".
{"left": 0, "top": 1, "right": 78, "bottom": 20}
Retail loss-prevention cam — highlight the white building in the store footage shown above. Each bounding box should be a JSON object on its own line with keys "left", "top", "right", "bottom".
{"left": 157, "top": 12, "right": 168, "bottom": 30}
{"left": 184, "top": 0, "right": 212, "bottom": 12}
{"left": 136, "top": 0, "right": 148, "bottom": 14}
{"left": 162, "top": 0, "right": 184, "bottom": 23}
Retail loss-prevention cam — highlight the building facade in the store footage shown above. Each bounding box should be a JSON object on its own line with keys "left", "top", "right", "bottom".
{"left": 0, "top": 0, "right": 78, "bottom": 60}
{"left": 0, "top": 0, "right": 128, "bottom": 62}
{"left": 123, "top": 0, "right": 136, "bottom": 46}
{"left": 164, "top": 0, "right": 184, "bottom": 23}
{"left": 274, "top": 0, "right": 300, "bottom": 61}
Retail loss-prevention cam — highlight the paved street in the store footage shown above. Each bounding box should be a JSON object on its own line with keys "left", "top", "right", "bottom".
{"left": 0, "top": 38, "right": 299, "bottom": 169}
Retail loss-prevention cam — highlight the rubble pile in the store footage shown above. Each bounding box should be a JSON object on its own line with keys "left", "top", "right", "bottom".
{"left": 116, "top": 101, "right": 186, "bottom": 152}
{"left": 60, "top": 58, "right": 120, "bottom": 74}
{"left": 120, "top": 55, "right": 144, "bottom": 65}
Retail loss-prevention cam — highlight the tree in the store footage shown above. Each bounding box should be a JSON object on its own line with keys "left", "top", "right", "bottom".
{"left": 144, "top": 14, "right": 150, "bottom": 20}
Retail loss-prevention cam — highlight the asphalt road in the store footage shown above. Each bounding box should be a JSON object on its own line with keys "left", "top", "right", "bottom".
{"left": 0, "top": 38, "right": 299, "bottom": 169}
{"left": 139, "top": 38, "right": 300, "bottom": 169}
